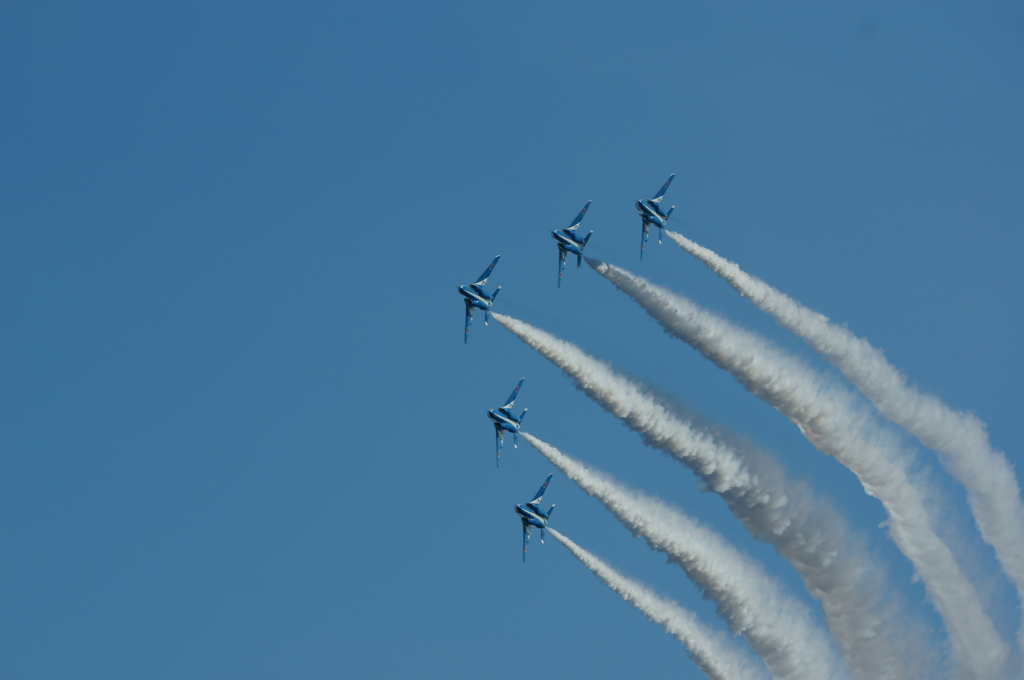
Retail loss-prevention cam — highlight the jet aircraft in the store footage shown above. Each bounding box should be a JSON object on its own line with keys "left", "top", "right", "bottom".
{"left": 551, "top": 200, "right": 594, "bottom": 288}
{"left": 515, "top": 473, "right": 556, "bottom": 561}
{"left": 487, "top": 377, "right": 527, "bottom": 467}
{"left": 636, "top": 174, "right": 676, "bottom": 259}
{"left": 459, "top": 255, "right": 501, "bottom": 343}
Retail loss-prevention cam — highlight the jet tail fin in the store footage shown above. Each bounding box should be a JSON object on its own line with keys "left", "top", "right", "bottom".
{"left": 516, "top": 407, "right": 528, "bottom": 425}
{"left": 666, "top": 205, "right": 675, "bottom": 221}
{"left": 581, "top": 231, "right": 593, "bottom": 247}
{"left": 545, "top": 504, "right": 555, "bottom": 520}
{"left": 489, "top": 285, "right": 501, "bottom": 302}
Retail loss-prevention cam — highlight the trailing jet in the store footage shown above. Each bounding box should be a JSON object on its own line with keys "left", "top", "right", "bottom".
{"left": 551, "top": 200, "right": 594, "bottom": 288}
{"left": 515, "top": 473, "right": 556, "bottom": 562}
{"left": 487, "top": 377, "right": 527, "bottom": 467}
{"left": 459, "top": 255, "right": 501, "bottom": 343}
{"left": 636, "top": 174, "right": 676, "bottom": 259}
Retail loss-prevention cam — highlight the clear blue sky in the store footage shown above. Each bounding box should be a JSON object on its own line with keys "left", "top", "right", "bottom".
{"left": 2, "top": 2, "right": 1022, "bottom": 678}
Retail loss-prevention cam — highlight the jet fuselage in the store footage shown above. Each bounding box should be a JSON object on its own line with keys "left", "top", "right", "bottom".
{"left": 636, "top": 199, "right": 669, "bottom": 228}
{"left": 552, "top": 229, "right": 586, "bottom": 255}
{"left": 459, "top": 284, "right": 493, "bottom": 311}
{"left": 488, "top": 408, "right": 520, "bottom": 431}
{"left": 515, "top": 503, "right": 549, "bottom": 529}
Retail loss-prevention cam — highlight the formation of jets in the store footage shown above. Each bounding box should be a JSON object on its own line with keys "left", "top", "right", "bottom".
{"left": 459, "top": 174, "right": 677, "bottom": 559}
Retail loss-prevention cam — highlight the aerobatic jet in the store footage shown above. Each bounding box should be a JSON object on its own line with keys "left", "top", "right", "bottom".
{"left": 551, "top": 200, "right": 594, "bottom": 288}
{"left": 459, "top": 255, "right": 501, "bottom": 343}
{"left": 636, "top": 174, "right": 676, "bottom": 259}
{"left": 515, "top": 473, "right": 556, "bottom": 562}
{"left": 487, "top": 377, "right": 527, "bottom": 467}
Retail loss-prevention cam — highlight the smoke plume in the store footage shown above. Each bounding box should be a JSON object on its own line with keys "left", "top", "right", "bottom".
{"left": 491, "top": 312, "right": 920, "bottom": 680}
{"left": 525, "top": 432, "right": 843, "bottom": 680}
{"left": 588, "top": 258, "right": 1009, "bottom": 679}
{"left": 667, "top": 230, "right": 1024, "bottom": 651}
{"left": 548, "top": 527, "right": 769, "bottom": 680}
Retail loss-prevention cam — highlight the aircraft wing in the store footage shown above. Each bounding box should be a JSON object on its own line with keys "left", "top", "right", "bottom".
{"left": 502, "top": 378, "right": 525, "bottom": 409}
{"left": 640, "top": 221, "right": 650, "bottom": 260}
{"left": 558, "top": 248, "right": 567, "bottom": 288}
{"left": 522, "top": 522, "right": 531, "bottom": 562}
{"left": 464, "top": 302, "right": 474, "bottom": 344}
{"left": 530, "top": 473, "right": 554, "bottom": 505}
{"left": 566, "top": 200, "right": 592, "bottom": 231}
{"left": 650, "top": 173, "right": 675, "bottom": 203}
{"left": 473, "top": 255, "right": 501, "bottom": 286}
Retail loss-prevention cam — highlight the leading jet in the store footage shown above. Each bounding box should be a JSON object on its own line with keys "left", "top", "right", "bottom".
{"left": 487, "top": 377, "right": 527, "bottom": 467}
{"left": 636, "top": 173, "right": 676, "bottom": 259}
{"left": 551, "top": 200, "right": 594, "bottom": 288}
{"left": 459, "top": 255, "right": 501, "bottom": 344}
{"left": 515, "top": 473, "right": 556, "bottom": 562}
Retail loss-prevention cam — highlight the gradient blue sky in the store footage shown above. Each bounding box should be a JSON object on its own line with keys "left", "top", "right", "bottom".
{"left": 2, "top": 2, "right": 1023, "bottom": 678}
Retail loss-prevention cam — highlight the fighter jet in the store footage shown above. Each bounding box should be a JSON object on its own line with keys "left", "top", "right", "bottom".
{"left": 487, "top": 377, "right": 527, "bottom": 467}
{"left": 459, "top": 256, "right": 501, "bottom": 343}
{"left": 636, "top": 174, "right": 676, "bottom": 259}
{"left": 551, "top": 200, "right": 594, "bottom": 288}
{"left": 516, "top": 473, "right": 556, "bottom": 561}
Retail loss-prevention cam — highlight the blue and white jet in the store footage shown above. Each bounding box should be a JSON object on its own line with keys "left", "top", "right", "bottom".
{"left": 515, "top": 473, "right": 556, "bottom": 562}
{"left": 551, "top": 200, "right": 594, "bottom": 288}
{"left": 636, "top": 174, "right": 676, "bottom": 259}
{"left": 487, "top": 377, "right": 527, "bottom": 467}
{"left": 459, "top": 255, "right": 501, "bottom": 344}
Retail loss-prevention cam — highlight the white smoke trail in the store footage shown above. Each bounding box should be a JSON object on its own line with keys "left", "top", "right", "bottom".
{"left": 525, "top": 432, "right": 844, "bottom": 680}
{"left": 667, "top": 229, "right": 1024, "bottom": 649}
{"left": 547, "top": 527, "right": 770, "bottom": 680}
{"left": 491, "top": 312, "right": 922, "bottom": 680}
{"left": 588, "top": 259, "right": 1010, "bottom": 679}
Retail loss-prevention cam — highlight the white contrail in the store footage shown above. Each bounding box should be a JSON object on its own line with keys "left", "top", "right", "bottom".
{"left": 547, "top": 528, "right": 769, "bottom": 680}
{"left": 667, "top": 229, "right": 1024, "bottom": 649}
{"left": 588, "top": 259, "right": 1010, "bottom": 680}
{"left": 491, "top": 312, "right": 922, "bottom": 680}
{"left": 525, "top": 432, "right": 844, "bottom": 680}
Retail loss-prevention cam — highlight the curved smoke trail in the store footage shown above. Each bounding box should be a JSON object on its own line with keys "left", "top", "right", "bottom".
{"left": 524, "top": 432, "right": 844, "bottom": 680}
{"left": 491, "top": 312, "right": 921, "bottom": 680}
{"left": 666, "top": 229, "right": 1024, "bottom": 650}
{"left": 588, "top": 259, "right": 1010, "bottom": 679}
{"left": 546, "top": 527, "right": 770, "bottom": 680}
